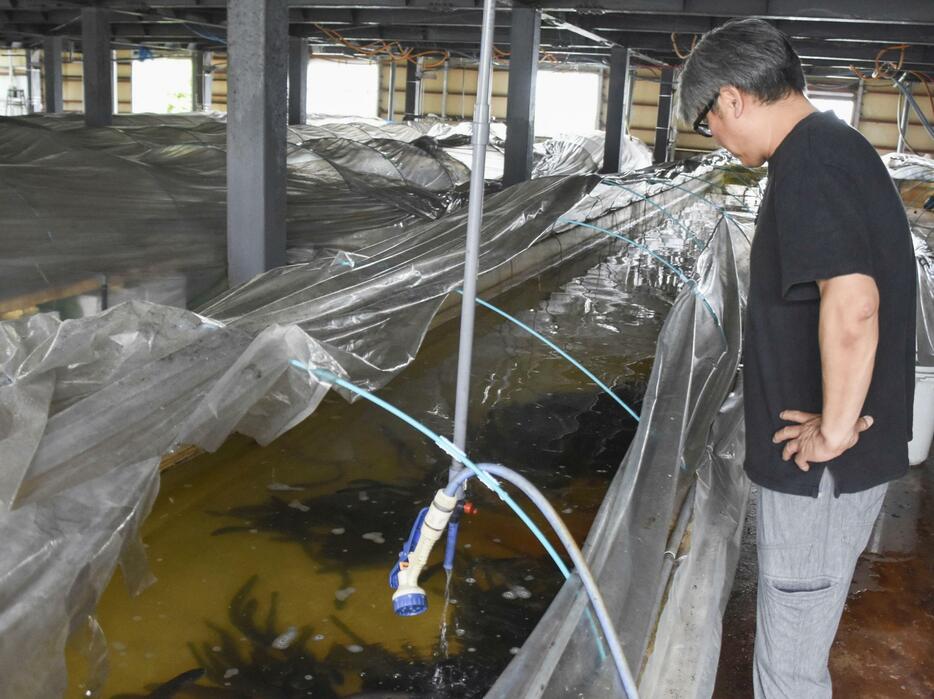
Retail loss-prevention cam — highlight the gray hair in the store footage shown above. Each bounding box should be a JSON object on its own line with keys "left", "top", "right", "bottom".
{"left": 676, "top": 18, "right": 806, "bottom": 125}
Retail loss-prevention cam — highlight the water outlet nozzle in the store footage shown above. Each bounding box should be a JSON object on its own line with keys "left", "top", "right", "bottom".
{"left": 389, "top": 489, "right": 458, "bottom": 616}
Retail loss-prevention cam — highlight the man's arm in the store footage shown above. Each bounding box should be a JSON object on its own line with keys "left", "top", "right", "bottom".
{"left": 818, "top": 273, "right": 879, "bottom": 446}
{"left": 773, "top": 273, "right": 879, "bottom": 470}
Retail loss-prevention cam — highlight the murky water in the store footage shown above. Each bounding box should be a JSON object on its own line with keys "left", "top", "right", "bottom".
{"left": 67, "top": 200, "right": 725, "bottom": 698}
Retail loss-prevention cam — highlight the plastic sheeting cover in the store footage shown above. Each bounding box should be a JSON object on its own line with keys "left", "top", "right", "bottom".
{"left": 0, "top": 146, "right": 737, "bottom": 696}
{"left": 486, "top": 199, "right": 754, "bottom": 699}
{"left": 0, "top": 172, "right": 605, "bottom": 696}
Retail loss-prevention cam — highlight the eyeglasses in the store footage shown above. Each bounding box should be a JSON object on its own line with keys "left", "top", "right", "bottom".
{"left": 693, "top": 94, "right": 719, "bottom": 137}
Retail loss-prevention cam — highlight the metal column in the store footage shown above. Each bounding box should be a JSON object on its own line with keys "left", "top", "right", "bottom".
{"left": 653, "top": 67, "right": 675, "bottom": 164}
{"left": 192, "top": 50, "right": 205, "bottom": 111}
{"left": 502, "top": 6, "right": 541, "bottom": 187}
{"left": 441, "top": 61, "right": 449, "bottom": 118}
{"left": 203, "top": 51, "right": 214, "bottom": 110}
{"left": 403, "top": 58, "right": 422, "bottom": 121}
{"left": 896, "top": 89, "right": 910, "bottom": 153}
{"left": 602, "top": 45, "right": 631, "bottom": 173}
{"left": 26, "top": 49, "right": 42, "bottom": 113}
{"left": 81, "top": 7, "right": 112, "bottom": 127}
{"left": 288, "top": 36, "right": 308, "bottom": 125}
{"left": 226, "top": 0, "right": 288, "bottom": 287}
{"left": 852, "top": 77, "right": 864, "bottom": 130}
{"left": 386, "top": 58, "right": 397, "bottom": 121}
{"left": 43, "top": 36, "right": 64, "bottom": 113}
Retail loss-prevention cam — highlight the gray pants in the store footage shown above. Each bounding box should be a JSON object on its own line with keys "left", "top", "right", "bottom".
{"left": 754, "top": 468, "right": 887, "bottom": 698}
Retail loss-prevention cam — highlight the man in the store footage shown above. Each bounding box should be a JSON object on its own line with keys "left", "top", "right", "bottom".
{"left": 677, "top": 18, "right": 917, "bottom": 699}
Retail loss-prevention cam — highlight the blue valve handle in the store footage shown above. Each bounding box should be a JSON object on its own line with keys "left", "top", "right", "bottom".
{"left": 443, "top": 514, "right": 460, "bottom": 572}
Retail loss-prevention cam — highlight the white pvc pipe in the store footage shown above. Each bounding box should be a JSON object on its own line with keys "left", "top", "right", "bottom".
{"left": 448, "top": 0, "right": 497, "bottom": 492}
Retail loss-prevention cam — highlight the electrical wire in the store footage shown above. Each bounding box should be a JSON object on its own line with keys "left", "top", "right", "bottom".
{"left": 313, "top": 23, "right": 449, "bottom": 69}
{"left": 670, "top": 33, "right": 697, "bottom": 60}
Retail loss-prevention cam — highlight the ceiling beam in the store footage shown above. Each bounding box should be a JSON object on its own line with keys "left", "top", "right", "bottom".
{"left": 8, "top": 0, "right": 934, "bottom": 25}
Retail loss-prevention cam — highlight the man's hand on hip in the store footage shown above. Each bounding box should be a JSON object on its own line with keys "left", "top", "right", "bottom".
{"left": 772, "top": 409, "right": 874, "bottom": 472}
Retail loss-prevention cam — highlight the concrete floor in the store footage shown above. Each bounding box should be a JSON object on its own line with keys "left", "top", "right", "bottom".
{"left": 714, "top": 455, "right": 934, "bottom": 697}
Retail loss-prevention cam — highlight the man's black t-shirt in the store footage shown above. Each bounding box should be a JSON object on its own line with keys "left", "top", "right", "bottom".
{"left": 744, "top": 110, "right": 917, "bottom": 497}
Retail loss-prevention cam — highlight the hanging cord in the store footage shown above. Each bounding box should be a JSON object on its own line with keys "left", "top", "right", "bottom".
{"left": 313, "top": 23, "right": 449, "bottom": 69}
{"left": 670, "top": 33, "right": 697, "bottom": 60}
{"left": 850, "top": 43, "right": 911, "bottom": 81}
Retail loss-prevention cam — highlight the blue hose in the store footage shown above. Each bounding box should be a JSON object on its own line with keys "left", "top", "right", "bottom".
{"left": 556, "top": 216, "right": 726, "bottom": 344}
{"left": 456, "top": 290, "right": 640, "bottom": 423}
{"left": 447, "top": 463, "right": 640, "bottom": 699}
{"left": 288, "top": 359, "right": 613, "bottom": 669}
{"left": 289, "top": 359, "right": 572, "bottom": 578}
{"left": 609, "top": 182, "right": 706, "bottom": 250}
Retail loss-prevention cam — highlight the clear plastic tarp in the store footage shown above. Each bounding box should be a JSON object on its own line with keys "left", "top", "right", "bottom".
{"left": 0, "top": 114, "right": 651, "bottom": 319}
{"left": 487, "top": 155, "right": 934, "bottom": 699}
{"left": 0, "top": 141, "right": 735, "bottom": 696}
{"left": 486, "top": 178, "right": 755, "bottom": 699}
{"left": 2, "top": 128, "right": 929, "bottom": 699}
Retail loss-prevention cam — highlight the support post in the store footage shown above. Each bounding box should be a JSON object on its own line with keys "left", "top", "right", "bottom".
{"left": 387, "top": 58, "right": 397, "bottom": 121}
{"left": 81, "top": 7, "right": 113, "bottom": 127}
{"left": 192, "top": 50, "right": 204, "bottom": 111}
{"left": 43, "top": 36, "right": 64, "bottom": 113}
{"left": 896, "top": 91, "right": 910, "bottom": 153}
{"left": 403, "top": 58, "right": 422, "bottom": 121}
{"left": 26, "top": 49, "right": 42, "bottom": 113}
{"left": 653, "top": 66, "right": 674, "bottom": 164}
{"left": 852, "top": 77, "right": 864, "bottom": 129}
{"left": 502, "top": 6, "right": 541, "bottom": 187}
{"left": 288, "top": 36, "right": 308, "bottom": 125}
{"left": 226, "top": 0, "right": 288, "bottom": 286}
{"left": 602, "top": 45, "right": 631, "bottom": 173}
{"left": 441, "top": 61, "right": 449, "bottom": 118}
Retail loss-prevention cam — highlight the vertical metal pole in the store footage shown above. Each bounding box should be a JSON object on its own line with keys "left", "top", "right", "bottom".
{"left": 192, "top": 49, "right": 205, "bottom": 111}
{"left": 896, "top": 90, "right": 910, "bottom": 153}
{"left": 81, "top": 7, "right": 113, "bottom": 127}
{"left": 43, "top": 36, "right": 64, "bottom": 113}
{"left": 602, "top": 44, "right": 631, "bottom": 173}
{"left": 449, "top": 0, "right": 497, "bottom": 490}
{"left": 441, "top": 60, "right": 449, "bottom": 118}
{"left": 461, "top": 61, "right": 466, "bottom": 119}
{"left": 596, "top": 66, "right": 605, "bottom": 130}
{"left": 26, "top": 48, "right": 42, "bottom": 113}
{"left": 666, "top": 68, "right": 680, "bottom": 162}
{"left": 202, "top": 50, "right": 213, "bottom": 111}
{"left": 852, "top": 77, "right": 864, "bottom": 129}
{"left": 403, "top": 57, "right": 421, "bottom": 121}
{"left": 653, "top": 66, "right": 674, "bottom": 163}
{"left": 387, "top": 58, "right": 396, "bottom": 121}
{"left": 503, "top": 5, "right": 541, "bottom": 187}
{"left": 226, "top": 0, "right": 288, "bottom": 286}
{"left": 288, "top": 36, "right": 308, "bottom": 125}
{"left": 625, "top": 64, "right": 635, "bottom": 132}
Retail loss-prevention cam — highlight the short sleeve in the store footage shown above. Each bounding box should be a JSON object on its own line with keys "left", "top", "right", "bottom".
{"left": 774, "top": 161, "right": 875, "bottom": 301}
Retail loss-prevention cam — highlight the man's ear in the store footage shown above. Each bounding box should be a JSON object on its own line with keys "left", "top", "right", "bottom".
{"left": 719, "top": 85, "right": 745, "bottom": 119}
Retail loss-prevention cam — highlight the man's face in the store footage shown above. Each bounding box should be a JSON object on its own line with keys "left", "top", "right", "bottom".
{"left": 707, "top": 98, "right": 766, "bottom": 168}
